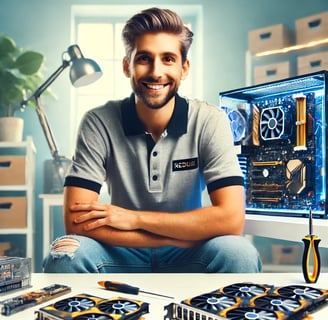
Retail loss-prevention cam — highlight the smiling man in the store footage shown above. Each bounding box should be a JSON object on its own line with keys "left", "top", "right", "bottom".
{"left": 43, "top": 7, "right": 262, "bottom": 273}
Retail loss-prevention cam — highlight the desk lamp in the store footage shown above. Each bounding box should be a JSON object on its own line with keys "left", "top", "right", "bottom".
{"left": 21, "top": 44, "right": 102, "bottom": 190}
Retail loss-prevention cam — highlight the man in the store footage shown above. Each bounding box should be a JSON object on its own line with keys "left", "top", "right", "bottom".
{"left": 43, "top": 7, "right": 261, "bottom": 273}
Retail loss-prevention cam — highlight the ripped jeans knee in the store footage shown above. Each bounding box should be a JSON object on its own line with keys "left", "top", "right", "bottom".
{"left": 43, "top": 235, "right": 102, "bottom": 273}
{"left": 49, "top": 235, "right": 81, "bottom": 259}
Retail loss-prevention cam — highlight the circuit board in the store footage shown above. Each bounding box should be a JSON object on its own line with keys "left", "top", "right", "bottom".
{"left": 219, "top": 71, "right": 327, "bottom": 218}
{"left": 0, "top": 256, "right": 31, "bottom": 294}
{"left": 0, "top": 284, "right": 71, "bottom": 316}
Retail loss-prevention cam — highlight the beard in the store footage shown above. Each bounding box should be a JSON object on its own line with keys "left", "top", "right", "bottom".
{"left": 131, "top": 77, "right": 178, "bottom": 110}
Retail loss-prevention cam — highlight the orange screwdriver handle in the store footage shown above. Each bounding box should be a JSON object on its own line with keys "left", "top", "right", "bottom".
{"left": 98, "top": 281, "right": 139, "bottom": 294}
{"left": 302, "top": 235, "right": 321, "bottom": 283}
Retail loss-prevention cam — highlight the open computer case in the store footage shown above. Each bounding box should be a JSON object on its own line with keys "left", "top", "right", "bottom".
{"left": 219, "top": 70, "right": 327, "bottom": 218}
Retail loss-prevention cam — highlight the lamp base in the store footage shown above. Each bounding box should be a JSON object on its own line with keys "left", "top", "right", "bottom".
{"left": 43, "top": 158, "right": 71, "bottom": 194}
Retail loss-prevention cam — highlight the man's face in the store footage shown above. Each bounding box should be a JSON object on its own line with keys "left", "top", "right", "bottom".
{"left": 123, "top": 32, "right": 189, "bottom": 110}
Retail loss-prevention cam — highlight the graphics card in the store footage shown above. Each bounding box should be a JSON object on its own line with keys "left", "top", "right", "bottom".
{"left": 35, "top": 293, "right": 149, "bottom": 320}
{"left": 0, "top": 284, "right": 71, "bottom": 316}
{"left": 164, "top": 282, "right": 328, "bottom": 320}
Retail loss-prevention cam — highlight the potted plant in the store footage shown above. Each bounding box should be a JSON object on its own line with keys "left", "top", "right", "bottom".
{"left": 0, "top": 34, "right": 45, "bottom": 142}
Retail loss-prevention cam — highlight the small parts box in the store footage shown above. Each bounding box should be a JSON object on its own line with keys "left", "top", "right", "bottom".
{"left": 272, "top": 244, "right": 301, "bottom": 265}
{"left": 0, "top": 197, "right": 27, "bottom": 228}
{"left": 248, "top": 24, "right": 293, "bottom": 54}
{"left": 295, "top": 11, "right": 328, "bottom": 45}
{"left": 0, "top": 243, "right": 11, "bottom": 256}
{"left": 254, "top": 61, "right": 290, "bottom": 84}
{"left": 0, "top": 156, "right": 26, "bottom": 185}
{"left": 297, "top": 51, "right": 328, "bottom": 75}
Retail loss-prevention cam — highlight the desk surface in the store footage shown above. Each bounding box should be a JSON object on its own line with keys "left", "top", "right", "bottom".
{"left": 1, "top": 273, "right": 328, "bottom": 319}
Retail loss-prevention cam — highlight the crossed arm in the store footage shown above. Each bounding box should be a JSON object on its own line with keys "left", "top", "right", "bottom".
{"left": 64, "top": 185, "right": 245, "bottom": 249}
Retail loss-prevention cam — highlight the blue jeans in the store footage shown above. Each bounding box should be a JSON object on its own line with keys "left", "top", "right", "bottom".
{"left": 43, "top": 235, "right": 262, "bottom": 273}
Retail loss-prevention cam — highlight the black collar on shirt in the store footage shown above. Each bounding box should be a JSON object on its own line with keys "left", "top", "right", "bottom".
{"left": 122, "top": 93, "right": 188, "bottom": 136}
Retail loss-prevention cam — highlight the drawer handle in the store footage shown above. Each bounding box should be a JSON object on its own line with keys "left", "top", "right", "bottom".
{"left": 266, "top": 69, "right": 277, "bottom": 76}
{"left": 310, "top": 60, "right": 321, "bottom": 68}
{"left": 308, "top": 19, "right": 321, "bottom": 29}
{"left": 260, "top": 32, "right": 272, "bottom": 40}
{"left": 0, "top": 161, "right": 11, "bottom": 168}
{"left": 0, "top": 202, "right": 12, "bottom": 210}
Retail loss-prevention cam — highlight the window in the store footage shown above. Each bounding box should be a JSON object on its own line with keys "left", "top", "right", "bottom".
{"left": 70, "top": 5, "right": 203, "bottom": 143}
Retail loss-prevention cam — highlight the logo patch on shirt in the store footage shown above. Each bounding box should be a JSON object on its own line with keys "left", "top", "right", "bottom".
{"left": 172, "top": 157, "right": 198, "bottom": 171}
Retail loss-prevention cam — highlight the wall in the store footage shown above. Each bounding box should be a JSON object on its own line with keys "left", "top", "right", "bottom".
{"left": 0, "top": 0, "right": 328, "bottom": 271}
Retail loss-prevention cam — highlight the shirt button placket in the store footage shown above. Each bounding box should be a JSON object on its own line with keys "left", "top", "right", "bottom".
{"left": 149, "top": 148, "right": 162, "bottom": 192}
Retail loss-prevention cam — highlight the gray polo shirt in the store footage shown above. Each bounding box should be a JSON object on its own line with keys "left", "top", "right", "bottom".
{"left": 65, "top": 94, "right": 243, "bottom": 212}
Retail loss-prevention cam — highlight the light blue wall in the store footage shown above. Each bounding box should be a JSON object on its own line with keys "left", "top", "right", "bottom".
{"left": 1, "top": 0, "right": 328, "bottom": 271}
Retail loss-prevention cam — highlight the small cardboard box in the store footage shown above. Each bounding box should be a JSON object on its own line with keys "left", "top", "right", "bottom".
{"left": 254, "top": 61, "right": 290, "bottom": 84}
{"left": 0, "top": 242, "right": 11, "bottom": 255}
{"left": 248, "top": 24, "right": 293, "bottom": 54}
{"left": 0, "top": 156, "right": 26, "bottom": 185}
{"left": 297, "top": 51, "right": 328, "bottom": 75}
{"left": 272, "top": 244, "right": 301, "bottom": 265}
{"left": 0, "top": 197, "right": 27, "bottom": 228}
{"left": 296, "top": 11, "right": 328, "bottom": 45}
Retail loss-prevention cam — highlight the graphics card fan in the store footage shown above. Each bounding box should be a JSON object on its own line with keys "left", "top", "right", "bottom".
{"left": 252, "top": 295, "right": 304, "bottom": 313}
{"left": 227, "top": 109, "right": 247, "bottom": 143}
{"left": 260, "top": 106, "right": 285, "bottom": 141}
{"left": 276, "top": 285, "right": 326, "bottom": 300}
{"left": 54, "top": 296, "right": 95, "bottom": 312}
{"left": 185, "top": 293, "right": 237, "bottom": 314}
{"left": 221, "top": 283, "right": 269, "bottom": 299}
{"left": 74, "top": 314, "right": 113, "bottom": 320}
{"left": 222, "top": 307, "right": 281, "bottom": 320}
{"left": 97, "top": 299, "right": 140, "bottom": 315}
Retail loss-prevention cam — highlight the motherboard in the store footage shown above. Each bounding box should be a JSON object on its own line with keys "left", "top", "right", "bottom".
{"left": 220, "top": 71, "right": 327, "bottom": 218}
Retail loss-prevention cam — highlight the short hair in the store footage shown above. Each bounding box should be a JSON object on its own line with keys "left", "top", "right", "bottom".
{"left": 122, "top": 7, "right": 193, "bottom": 63}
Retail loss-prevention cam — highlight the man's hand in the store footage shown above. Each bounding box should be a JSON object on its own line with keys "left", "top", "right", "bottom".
{"left": 72, "top": 202, "right": 139, "bottom": 231}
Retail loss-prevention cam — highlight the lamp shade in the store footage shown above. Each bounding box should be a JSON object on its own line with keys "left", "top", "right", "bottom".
{"left": 68, "top": 45, "right": 103, "bottom": 87}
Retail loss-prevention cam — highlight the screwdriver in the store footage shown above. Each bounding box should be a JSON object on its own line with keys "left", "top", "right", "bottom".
{"left": 302, "top": 207, "right": 321, "bottom": 283}
{"left": 98, "top": 280, "right": 174, "bottom": 299}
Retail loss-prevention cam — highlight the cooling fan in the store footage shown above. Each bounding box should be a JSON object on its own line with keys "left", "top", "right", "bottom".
{"left": 260, "top": 106, "right": 285, "bottom": 141}
{"left": 227, "top": 109, "right": 247, "bottom": 143}
{"left": 221, "top": 306, "right": 282, "bottom": 320}
{"left": 221, "top": 282, "right": 270, "bottom": 299}
{"left": 252, "top": 294, "right": 305, "bottom": 313}
{"left": 74, "top": 315, "right": 113, "bottom": 320}
{"left": 184, "top": 292, "right": 237, "bottom": 314}
{"left": 34, "top": 293, "right": 149, "bottom": 320}
{"left": 97, "top": 299, "right": 142, "bottom": 316}
{"left": 276, "top": 285, "right": 328, "bottom": 301}
{"left": 54, "top": 296, "right": 96, "bottom": 312}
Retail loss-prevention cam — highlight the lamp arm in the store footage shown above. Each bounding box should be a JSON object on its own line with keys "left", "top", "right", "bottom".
{"left": 20, "top": 59, "right": 71, "bottom": 163}
{"left": 35, "top": 95, "right": 60, "bottom": 160}
{"left": 22, "top": 60, "right": 70, "bottom": 105}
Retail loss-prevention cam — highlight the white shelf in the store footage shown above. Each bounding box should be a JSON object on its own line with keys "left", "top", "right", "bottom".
{"left": 0, "top": 185, "right": 29, "bottom": 191}
{"left": 246, "top": 38, "right": 328, "bottom": 85}
{"left": 0, "top": 136, "right": 36, "bottom": 270}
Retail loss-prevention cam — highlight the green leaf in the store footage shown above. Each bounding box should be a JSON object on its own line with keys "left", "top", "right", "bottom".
{"left": 0, "top": 35, "right": 17, "bottom": 57}
{"left": 15, "top": 51, "right": 44, "bottom": 75}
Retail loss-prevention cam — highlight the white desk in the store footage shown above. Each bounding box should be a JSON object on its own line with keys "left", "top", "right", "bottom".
{"left": 39, "top": 194, "right": 64, "bottom": 259}
{"left": 1, "top": 273, "right": 328, "bottom": 319}
{"left": 244, "top": 214, "right": 328, "bottom": 247}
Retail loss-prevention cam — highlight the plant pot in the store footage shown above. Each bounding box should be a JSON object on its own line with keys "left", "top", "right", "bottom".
{"left": 0, "top": 117, "right": 24, "bottom": 142}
